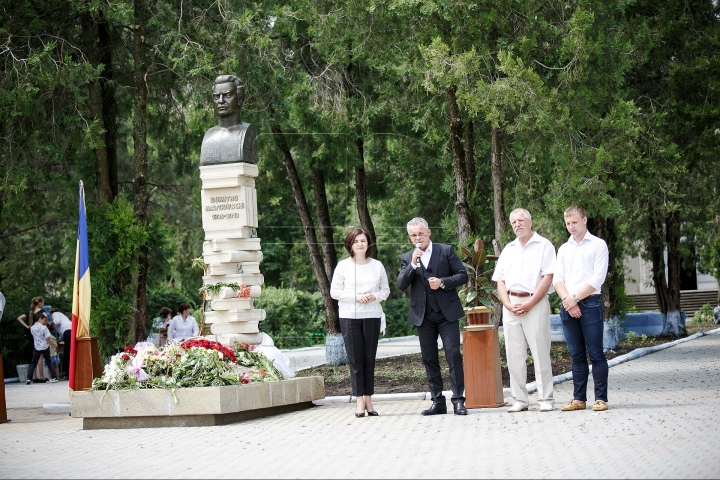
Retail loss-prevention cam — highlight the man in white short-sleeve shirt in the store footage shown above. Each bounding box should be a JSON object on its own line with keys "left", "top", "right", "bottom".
{"left": 492, "top": 208, "right": 556, "bottom": 412}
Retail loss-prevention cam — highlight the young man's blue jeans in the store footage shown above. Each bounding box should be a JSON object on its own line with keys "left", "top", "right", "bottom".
{"left": 560, "top": 296, "right": 608, "bottom": 402}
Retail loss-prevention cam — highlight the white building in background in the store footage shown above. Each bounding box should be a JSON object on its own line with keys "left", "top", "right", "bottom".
{"left": 624, "top": 252, "right": 719, "bottom": 295}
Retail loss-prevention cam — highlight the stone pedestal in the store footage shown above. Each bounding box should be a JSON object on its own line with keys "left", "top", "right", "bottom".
{"left": 462, "top": 326, "right": 505, "bottom": 409}
{"left": 200, "top": 163, "right": 265, "bottom": 347}
{"left": 71, "top": 377, "right": 325, "bottom": 429}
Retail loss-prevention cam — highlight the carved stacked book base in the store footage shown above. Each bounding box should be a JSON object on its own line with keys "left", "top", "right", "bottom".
{"left": 200, "top": 163, "right": 265, "bottom": 347}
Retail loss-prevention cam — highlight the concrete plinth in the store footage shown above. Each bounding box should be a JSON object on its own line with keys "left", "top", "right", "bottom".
{"left": 203, "top": 238, "right": 261, "bottom": 252}
{"left": 82, "top": 403, "right": 314, "bottom": 429}
{"left": 71, "top": 376, "right": 324, "bottom": 429}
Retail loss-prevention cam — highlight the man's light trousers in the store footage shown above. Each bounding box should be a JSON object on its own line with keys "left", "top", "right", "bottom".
{"left": 503, "top": 295, "right": 554, "bottom": 408}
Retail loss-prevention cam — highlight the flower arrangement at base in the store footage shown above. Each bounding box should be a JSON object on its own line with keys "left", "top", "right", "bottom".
{"left": 90, "top": 338, "right": 284, "bottom": 395}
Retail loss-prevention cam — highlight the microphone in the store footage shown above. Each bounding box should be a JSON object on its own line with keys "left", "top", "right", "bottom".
{"left": 415, "top": 242, "right": 422, "bottom": 268}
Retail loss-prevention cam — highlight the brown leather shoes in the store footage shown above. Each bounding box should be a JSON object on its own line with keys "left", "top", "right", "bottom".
{"left": 560, "top": 400, "right": 587, "bottom": 411}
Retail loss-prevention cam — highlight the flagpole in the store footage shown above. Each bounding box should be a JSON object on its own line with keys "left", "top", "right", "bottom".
{"left": 69, "top": 180, "right": 91, "bottom": 391}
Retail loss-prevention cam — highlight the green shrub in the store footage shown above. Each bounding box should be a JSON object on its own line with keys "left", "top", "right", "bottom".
{"left": 147, "top": 286, "right": 195, "bottom": 324}
{"left": 0, "top": 288, "right": 34, "bottom": 378}
{"left": 382, "top": 298, "right": 416, "bottom": 338}
{"left": 254, "top": 287, "right": 326, "bottom": 349}
{"left": 692, "top": 303, "right": 715, "bottom": 324}
{"left": 253, "top": 292, "right": 418, "bottom": 348}
{"left": 88, "top": 197, "right": 174, "bottom": 358}
{"left": 549, "top": 293, "right": 562, "bottom": 315}
{"left": 625, "top": 331, "right": 648, "bottom": 346}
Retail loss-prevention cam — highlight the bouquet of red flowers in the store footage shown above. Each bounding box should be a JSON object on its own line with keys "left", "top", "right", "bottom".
{"left": 179, "top": 338, "right": 237, "bottom": 363}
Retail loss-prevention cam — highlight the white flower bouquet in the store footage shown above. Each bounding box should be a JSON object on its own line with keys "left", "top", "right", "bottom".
{"left": 90, "top": 339, "right": 284, "bottom": 394}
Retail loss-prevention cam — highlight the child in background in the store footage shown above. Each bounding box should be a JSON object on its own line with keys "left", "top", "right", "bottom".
{"left": 48, "top": 335, "right": 61, "bottom": 379}
{"left": 50, "top": 308, "right": 72, "bottom": 379}
{"left": 26, "top": 311, "right": 58, "bottom": 384}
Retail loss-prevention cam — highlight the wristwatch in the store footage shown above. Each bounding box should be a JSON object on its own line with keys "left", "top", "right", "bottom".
{"left": 440, "top": 280, "right": 446, "bottom": 289}
{"left": 572, "top": 294, "right": 580, "bottom": 303}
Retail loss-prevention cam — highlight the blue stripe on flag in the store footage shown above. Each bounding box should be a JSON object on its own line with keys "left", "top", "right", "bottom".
{"left": 78, "top": 182, "right": 90, "bottom": 276}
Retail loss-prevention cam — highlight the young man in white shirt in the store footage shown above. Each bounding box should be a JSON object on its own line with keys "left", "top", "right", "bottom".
{"left": 492, "top": 208, "right": 556, "bottom": 412}
{"left": 553, "top": 205, "right": 609, "bottom": 412}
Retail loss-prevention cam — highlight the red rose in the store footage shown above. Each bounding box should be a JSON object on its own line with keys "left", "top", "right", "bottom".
{"left": 121, "top": 354, "right": 130, "bottom": 361}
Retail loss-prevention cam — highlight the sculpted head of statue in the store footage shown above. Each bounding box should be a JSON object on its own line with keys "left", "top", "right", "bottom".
{"left": 200, "top": 74, "right": 258, "bottom": 165}
{"left": 212, "top": 75, "right": 245, "bottom": 124}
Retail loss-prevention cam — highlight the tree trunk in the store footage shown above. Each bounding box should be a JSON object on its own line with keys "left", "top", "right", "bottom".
{"left": 594, "top": 216, "right": 625, "bottom": 319}
{"left": 490, "top": 127, "right": 506, "bottom": 327}
{"left": 594, "top": 216, "right": 624, "bottom": 349}
{"left": 130, "top": 0, "right": 149, "bottom": 345}
{"left": 491, "top": 126, "right": 506, "bottom": 243}
{"left": 98, "top": 10, "right": 118, "bottom": 201}
{"left": 664, "top": 210, "right": 683, "bottom": 335}
{"left": 80, "top": 12, "right": 112, "bottom": 204}
{"left": 665, "top": 211, "right": 681, "bottom": 311}
{"left": 354, "top": 138, "right": 377, "bottom": 256}
{"left": 310, "top": 164, "right": 338, "bottom": 279}
{"left": 267, "top": 113, "right": 340, "bottom": 337}
{"left": 648, "top": 211, "right": 671, "bottom": 313}
{"left": 491, "top": 238, "right": 504, "bottom": 327}
{"left": 447, "top": 86, "right": 474, "bottom": 245}
{"left": 463, "top": 119, "right": 479, "bottom": 231}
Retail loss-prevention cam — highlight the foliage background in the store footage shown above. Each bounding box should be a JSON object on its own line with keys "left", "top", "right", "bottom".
{"left": 1, "top": 0, "right": 718, "bottom": 376}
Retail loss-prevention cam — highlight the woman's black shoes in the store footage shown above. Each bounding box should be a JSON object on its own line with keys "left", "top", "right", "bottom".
{"left": 355, "top": 410, "right": 379, "bottom": 417}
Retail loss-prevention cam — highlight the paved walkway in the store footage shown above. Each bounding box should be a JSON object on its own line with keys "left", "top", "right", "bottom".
{"left": 2, "top": 332, "right": 719, "bottom": 478}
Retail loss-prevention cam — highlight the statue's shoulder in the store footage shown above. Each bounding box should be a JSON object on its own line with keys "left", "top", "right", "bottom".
{"left": 227, "top": 122, "right": 250, "bottom": 133}
{"left": 200, "top": 122, "right": 258, "bottom": 165}
{"left": 202, "top": 125, "right": 225, "bottom": 140}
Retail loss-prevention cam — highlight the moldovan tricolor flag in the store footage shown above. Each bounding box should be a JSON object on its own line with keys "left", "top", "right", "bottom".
{"left": 69, "top": 181, "right": 91, "bottom": 391}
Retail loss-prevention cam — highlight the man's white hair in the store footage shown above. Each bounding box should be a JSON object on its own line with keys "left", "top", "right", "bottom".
{"left": 509, "top": 208, "right": 532, "bottom": 222}
{"left": 406, "top": 217, "right": 429, "bottom": 233}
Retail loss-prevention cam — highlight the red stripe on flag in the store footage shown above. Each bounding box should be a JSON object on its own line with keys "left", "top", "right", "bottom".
{"left": 69, "top": 313, "right": 78, "bottom": 391}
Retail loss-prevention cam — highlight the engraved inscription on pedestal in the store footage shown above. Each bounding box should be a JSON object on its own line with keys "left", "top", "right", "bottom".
{"left": 201, "top": 186, "right": 257, "bottom": 232}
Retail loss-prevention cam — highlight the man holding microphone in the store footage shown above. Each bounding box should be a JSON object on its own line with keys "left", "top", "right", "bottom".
{"left": 398, "top": 217, "right": 469, "bottom": 415}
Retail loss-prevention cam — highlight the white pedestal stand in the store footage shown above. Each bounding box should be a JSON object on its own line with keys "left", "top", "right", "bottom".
{"left": 199, "top": 162, "right": 266, "bottom": 347}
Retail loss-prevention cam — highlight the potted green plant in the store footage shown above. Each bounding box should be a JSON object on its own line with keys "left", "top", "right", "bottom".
{"left": 459, "top": 238, "right": 499, "bottom": 325}
{"left": 458, "top": 237, "right": 504, "bottom": 408}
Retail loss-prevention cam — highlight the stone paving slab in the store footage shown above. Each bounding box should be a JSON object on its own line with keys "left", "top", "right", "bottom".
{"left": 1, "top": 332, "right": 719, "bottom": 478}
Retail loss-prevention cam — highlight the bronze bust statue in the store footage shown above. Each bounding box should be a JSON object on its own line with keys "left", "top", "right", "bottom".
{"left": 200, "top": 75, "right": 258, "bottom": 165}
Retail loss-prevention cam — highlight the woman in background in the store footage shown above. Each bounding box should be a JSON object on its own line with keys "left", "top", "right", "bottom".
{"left": 147, "top": 307, "right": 172, "bottom": 346}
{"left": 17, "top": 296, "right": 46, "bottom": 380}
{"left": 330, "top": 228, "right": 390, "bottom": 418}
{"left": 167, "top": 303, "right": 199, "bottom": 342}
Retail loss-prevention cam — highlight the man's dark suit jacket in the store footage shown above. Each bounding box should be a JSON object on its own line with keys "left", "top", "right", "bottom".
{"left": 397, "top": 242, "right": 469, "bottom": 326}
